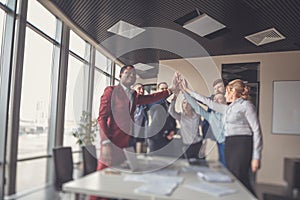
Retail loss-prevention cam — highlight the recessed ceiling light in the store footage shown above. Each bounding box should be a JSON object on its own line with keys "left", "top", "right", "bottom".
{"left": 183, "top": 14, "right": 226, "bottom": 37}
{"left": 134, "top": 63, "right": 155, "bottom": 71}
{"left": 107, "top": 20, "right": 145, "bottom": 39}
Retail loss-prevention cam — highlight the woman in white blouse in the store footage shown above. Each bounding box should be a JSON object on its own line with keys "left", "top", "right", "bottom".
{"left": 180, "top": 77, "right": 263, "bottom": 195}
{"left": 168, "top": 94, "right": 203, "bottom": 159}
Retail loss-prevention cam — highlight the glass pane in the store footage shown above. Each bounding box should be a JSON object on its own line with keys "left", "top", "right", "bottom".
{"left": 16, "top": 158, "right": 47, "bottom": 192}
{"left": 0, "top": 0, "right": 7, "bottom": 5}
{"left": 18, "top": 27, "right": 53, "bottom": 159}
{"left": 92, "top": 69, "right": 110, "bottom": 119}
{"left": 95, "top": 50, "right": 112, "bottom": 73}
{"left": 27, "top": 0, "right": 56, "bottom": 39}
{"left": 64, "top": 55, "right": 88, "bottom": 151}
{"left": 114, "top": 63, "right": 121, "bottom": 80}
{"left": 0, "top": 9, "right": 4, "bottom": 77}
{"left": 69, "top": 30, "right": 87, "bottom": 59}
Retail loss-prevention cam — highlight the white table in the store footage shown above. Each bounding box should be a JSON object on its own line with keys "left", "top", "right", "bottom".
{"left": 63, "top": 157, "right": 257, "bottom": 200}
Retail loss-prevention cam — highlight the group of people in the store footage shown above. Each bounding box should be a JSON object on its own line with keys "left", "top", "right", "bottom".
{"left": 96, "top": 65, "right": 263, "bottom": 198}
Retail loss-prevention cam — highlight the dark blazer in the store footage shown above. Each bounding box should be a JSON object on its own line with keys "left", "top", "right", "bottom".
{"left": 97, "top": 84, "right": 170, "bottom": 169}
{"left": 148, "top": 100, "right": 177, "bottom": 152}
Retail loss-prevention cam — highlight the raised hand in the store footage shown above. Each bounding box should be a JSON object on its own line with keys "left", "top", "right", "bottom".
{"left": 169, "top": 72, "right": 180, "bottom": 93}
{"left": 179, "top": 77, "right": 187, "bottom": 91}
{"left": 179, "top": 77, "right": 193, "bottom": 94}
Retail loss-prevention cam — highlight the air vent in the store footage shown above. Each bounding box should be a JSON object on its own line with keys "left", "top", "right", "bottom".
{"left": 183, "top": 14, "right": 226, "bottom": 37}
{"left": 107, "top": 20, "right": 145, "bottom": 39}
{"left": 134, "top": 63, "right": 155, "bottom": 71}
{"left": 245, "top": 28, "right": 285, "bottom": 46}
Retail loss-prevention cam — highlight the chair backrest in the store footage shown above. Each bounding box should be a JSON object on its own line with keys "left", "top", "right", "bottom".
{"left": 284, "top": 158, "right": 300, "bottom": 190}
{"left": 82, "top": 145, "right": 97, "bottom": 176}
{"left": 53, "top": 146, "right": 74, "bottom": 191}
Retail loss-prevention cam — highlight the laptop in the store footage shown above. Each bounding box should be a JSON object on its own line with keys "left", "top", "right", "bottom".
{"left": 123, "top": 147, "right": 170, "bottom": 172}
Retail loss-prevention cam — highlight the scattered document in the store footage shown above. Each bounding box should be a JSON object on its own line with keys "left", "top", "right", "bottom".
{"left": 124, "top": 174, "right": 183, "bottom": 196}
{"left": 181, "top": 165, "right": 211, "bottom": 173}
{"left": 134, "top": 182, "right": 179, "bottom": 196}
{"left": 197, "top": 171, "right": 233, "bottom": 182}
{"left": 124, "top": 174, "right": 184, "bottom": 185}
{"left": 185, "top": 181, "right": 237, "bottom": 196}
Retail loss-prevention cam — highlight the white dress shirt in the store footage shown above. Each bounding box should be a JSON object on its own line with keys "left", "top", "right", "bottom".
{"left": 168, "top": 100, "right": 202, "bottom": 145}
{"left": 190, "top": 92, "right": 263, "bottom": 160}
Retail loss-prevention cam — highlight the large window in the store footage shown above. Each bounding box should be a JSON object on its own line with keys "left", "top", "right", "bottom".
{"left": 64, "top": 31, "right": 90, "bottom": 151}
{"left": 114, "top": 63, "right": 121, "bottom": 80}
{"left": 95, "top": 50, "right": 112, "bottom": 73}
{"left": 18, "top": 27, "right": 53, "bottom": 158}
{"left": 17, "top": 27, "right": 53, "bottom": 191}
{"left": 0, "top": 9, "right": 5, "bottom": 77}
{"left": 27, "top": 0, "right": 56, "bottom": 39}
{"left": 14, "top": 0, "right": 59, "bottom": 194}
{"left": 69, "top": 30, "right": 87, "bottom": 58}
{"left": 92, "top": 50, "right": 113, "bottom": 119}
{"left": 64, "top": 55, "right": 89, "bottom": 151}
{"left": 0, "top": 5, "right": 8, "bottom": 199}
{"left": 0, "top": 9, "right": 4, "bottom": 79}
{"left": 16, "top": 158, "right": 48, "bottom": 192}
{"left": 92, "top": 69, "right": 110, "bottom": 119}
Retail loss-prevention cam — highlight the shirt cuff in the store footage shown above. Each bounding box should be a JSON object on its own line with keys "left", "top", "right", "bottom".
{"left": 252, "top": 151, "right": 261, "bottom": 160}
{"left": 101, "top": 139, "right": 111, "bottom": 145}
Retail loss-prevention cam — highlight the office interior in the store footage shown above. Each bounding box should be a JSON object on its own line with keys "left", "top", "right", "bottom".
{"left": 0, "top": 0, "right": 299, "bottom": 199}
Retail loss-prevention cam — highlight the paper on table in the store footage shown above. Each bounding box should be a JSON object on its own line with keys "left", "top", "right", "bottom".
{"left": 181, "top": 165, "right": 211, "bottom": 173}
{"left": 124, "top": 174, "right": 184, "bottom": 185}
{"left": 197, "top": 171, "right": 233, "bottom": 182}
{"left": 125, "top": 174, "right": 183, "bottom": 196}
{"left": 185, "top": 181, "right": 237, "bottom": 196}
{"left": 134, "top": 182, "right": 179, "bottom": 196}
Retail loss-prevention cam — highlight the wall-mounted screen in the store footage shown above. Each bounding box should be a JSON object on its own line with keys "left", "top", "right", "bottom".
{"left": 272, "top": 80, "right": 300, "bottom": 134}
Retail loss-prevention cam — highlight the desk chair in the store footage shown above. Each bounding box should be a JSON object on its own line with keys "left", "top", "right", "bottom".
{"left": 284, "top": 158, "right": 300, "bottom": 196}
{"left": 82, "top": 145, "right": 97, "bottom": 176}
{"left": 53, "top": 146, "right": 74, "bottom": 191}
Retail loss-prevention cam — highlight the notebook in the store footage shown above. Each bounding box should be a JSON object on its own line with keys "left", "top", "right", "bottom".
{"left": 123, "top": 147, "right": 169, "bottom": 172}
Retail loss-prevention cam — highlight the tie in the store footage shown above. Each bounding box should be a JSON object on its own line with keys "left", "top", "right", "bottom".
{"left": 125, "top": 88, "right": 135, "bottom": 138}
{"left": 124, "top": 88, "right": 134, "bottom": 112}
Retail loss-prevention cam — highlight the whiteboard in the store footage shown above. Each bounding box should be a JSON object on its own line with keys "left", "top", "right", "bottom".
{"left": 272, "top": 81, "right": 300, "bottom": 134}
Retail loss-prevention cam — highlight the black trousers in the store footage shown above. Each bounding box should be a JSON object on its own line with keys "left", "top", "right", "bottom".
{"left": 225, "top": 135, "right": 256, "bottom": 195}
{"left": 183, "top": 141, "right": 202, "bottom": 159}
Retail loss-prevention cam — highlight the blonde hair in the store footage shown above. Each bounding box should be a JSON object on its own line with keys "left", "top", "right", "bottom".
{"left": 227, "top": 79, "right": 251, "bottom": 100}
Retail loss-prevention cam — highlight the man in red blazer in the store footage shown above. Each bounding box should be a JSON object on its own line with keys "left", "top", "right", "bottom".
{"left": 97, "top": 65, "right": 175, "bottom": 170}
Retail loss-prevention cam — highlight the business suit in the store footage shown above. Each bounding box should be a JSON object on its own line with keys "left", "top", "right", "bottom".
{"left": 147, "top": 99, "right": 177, "bottom": 155}
{"left": 97, "top": 84, "right": 170, "bottom": 170}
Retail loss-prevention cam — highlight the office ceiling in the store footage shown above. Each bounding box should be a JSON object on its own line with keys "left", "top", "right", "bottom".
{"left": 49, "top": 0, "right": 300, "bottom": 79}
